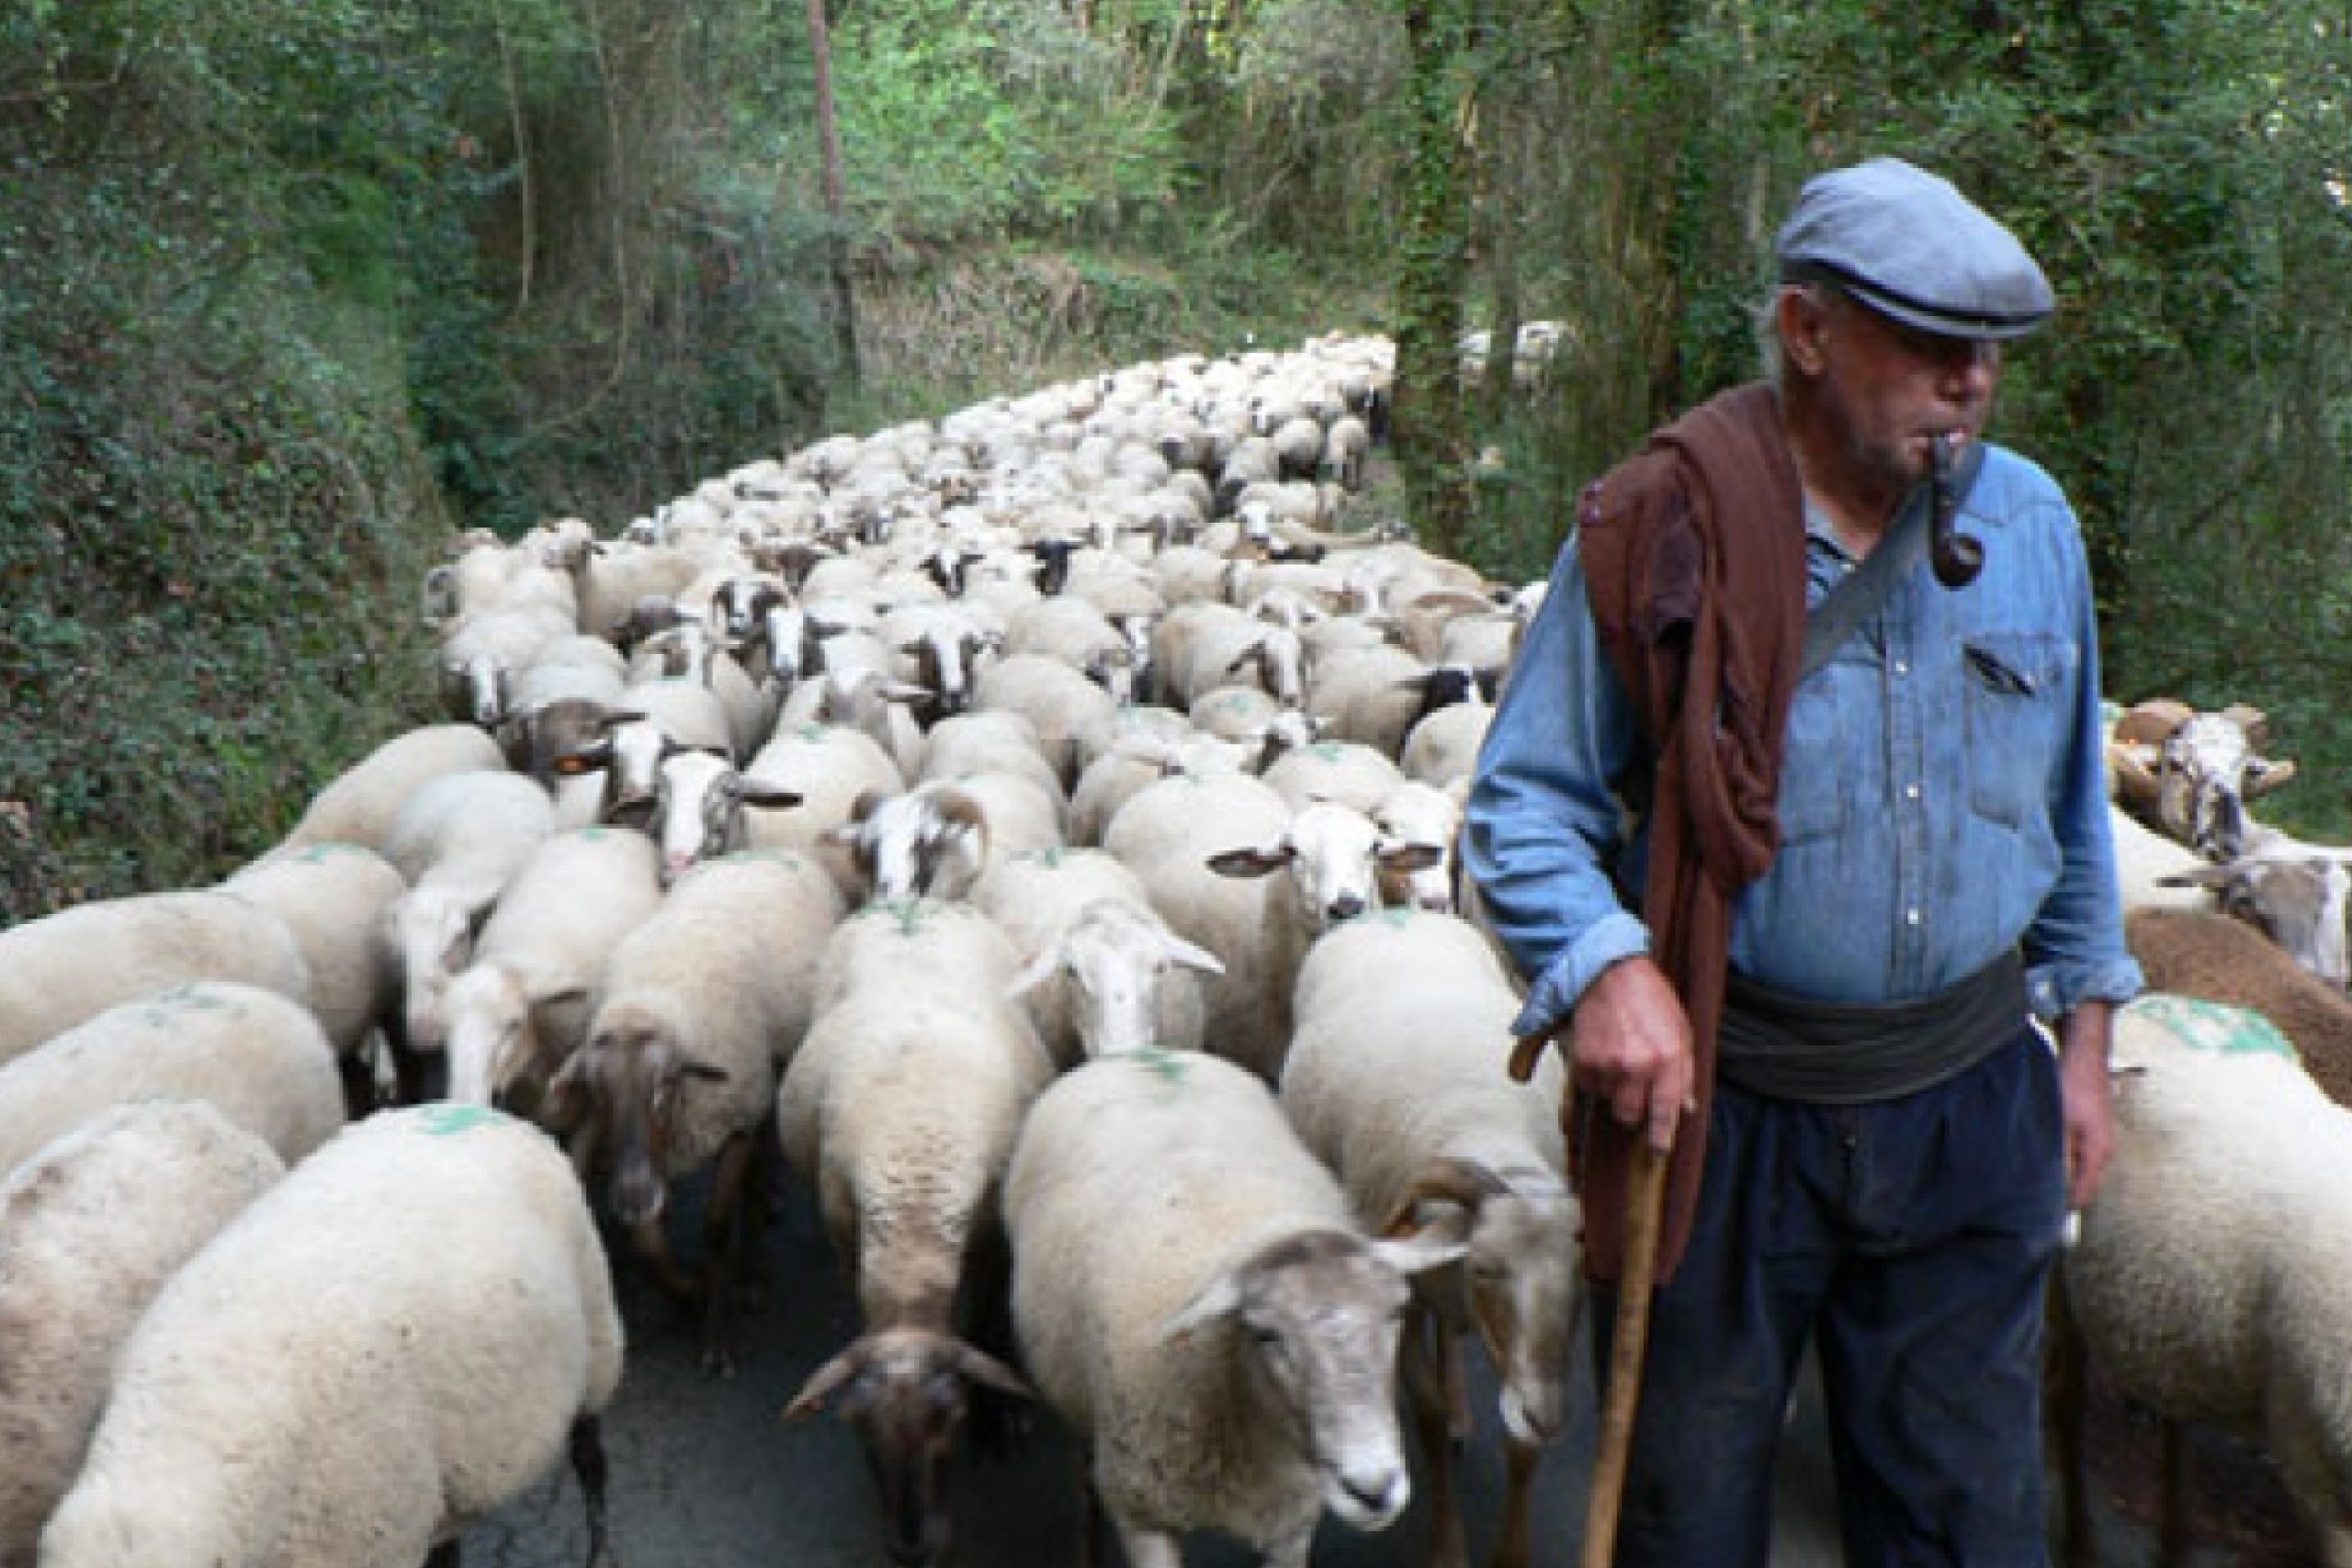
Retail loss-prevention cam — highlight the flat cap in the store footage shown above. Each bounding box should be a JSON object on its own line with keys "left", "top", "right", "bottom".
{"left": 1776, "top": 157, "right": 2053, "bottom": 341}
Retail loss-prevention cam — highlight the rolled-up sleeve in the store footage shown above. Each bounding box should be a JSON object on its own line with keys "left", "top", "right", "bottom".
{"left": 1464, "top": 541, "right": 1652, "bottom": 1040}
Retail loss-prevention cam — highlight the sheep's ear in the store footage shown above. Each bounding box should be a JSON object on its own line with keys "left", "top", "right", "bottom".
{"left": 740, "top": 781, "right": 804, "bottom": 811}
{"left": 1007, "top": 945, "right": 1063, "bottom": 999}
{"left": 538, "top": 1051, "right": 595, "bottom": 1133}
{"left": 1370, "top": 1230, "right": 1468, "bottom": 1280}
{"left": 783, "top": 1346, "right": 866, "bottom": 1420}
{"left": 1159, "top": 932, "right": 1225, "bottom": 976}
{"left": 1206, "top": 845, "right": 1294, "bottom": 879}
{"left": 953, "top": 1342, "right": 1035, "bottom": 1401}
{"left": 2245, "top": 757, "right": 2299, "bottom": 800}
{"left": 679, "top": 1058, "right": 729, "bottom": 1084}
{"left": 2155, "top": 863, "right": 2234, "bottom": 890}
{"left": 878, "top": 680, "right": 933, "bottom": 705}
{"left": 1161, "top": 1272, "right": 1243, "bottom": 1345}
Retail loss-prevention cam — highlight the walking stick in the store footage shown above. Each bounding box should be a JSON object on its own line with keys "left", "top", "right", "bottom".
{"left": 1580, "top": 1136, "right": 1670, "bottom": 1568}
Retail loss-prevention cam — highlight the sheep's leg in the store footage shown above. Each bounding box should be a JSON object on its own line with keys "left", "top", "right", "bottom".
{"left": 2043, "top": 1277, "right": 2095, "bottom": 1568}
{"left": 629, "top": 1215, "right": 702, "bottom": 1302}
{"left": 2157, "top": 1416, "right": 2192, "bottom": 1568}
{"left": 1403, "top": 1305, "right": 1469, "bottom": 1568}
{"left": 699, "top": 1129, "right": 754, "bottom": 1377}
{"left": 571, "top": 1414, "right": 618, "bottom": 1568}
{"left": 1489, "top": 1434, "right": 1539, "bottom": 1568}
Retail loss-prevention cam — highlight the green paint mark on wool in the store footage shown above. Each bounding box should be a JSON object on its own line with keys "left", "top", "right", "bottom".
{"left": 413, "top": 1104, "right": 510, "bottom": 1136}
{"left": 1130, "top": 1044, "right": 1193, "bottom": 1086}
{"left": 2124, "top": 994, "right": 2298, "bottom": 1060}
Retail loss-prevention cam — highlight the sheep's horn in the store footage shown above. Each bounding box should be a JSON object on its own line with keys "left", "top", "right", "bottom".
{"left": 2219, "top": 704, "right": 2273, "bottom": 750}
{"left": 2112, "top": 699, "right": 2196, "bottom": 746}
{"left": 2108, "top": 742, "right": 2162, "bottom": 808}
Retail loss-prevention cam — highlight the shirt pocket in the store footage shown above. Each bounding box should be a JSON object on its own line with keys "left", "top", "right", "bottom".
{"left": 1776, "top": 672, "right": 1848, "bottom": 845}
{"left": 1962, "top": 632, "right": 2076, "bottom": 828}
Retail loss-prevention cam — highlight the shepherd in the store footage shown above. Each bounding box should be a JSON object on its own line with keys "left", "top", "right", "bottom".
{"left": 1465, "top": 156, "right": 2143, "bottom": 1567}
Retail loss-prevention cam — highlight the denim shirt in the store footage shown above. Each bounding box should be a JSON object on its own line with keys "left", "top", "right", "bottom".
{"left": 1464, "top": 441, "right": 2143, "bottom": 1042}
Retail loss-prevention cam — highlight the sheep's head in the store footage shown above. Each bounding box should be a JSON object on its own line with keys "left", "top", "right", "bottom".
{"left": 832, "top": 785, "right": 990, "bottom": 906}
{"left": 1162, "top": 1227, "right": 1460, "bottom": 1531}
{"left": 2109, "top": 702, "right": 2296, "bottom": 859}
{"left": 1007, "top": 898, "right": 1224, "bottom": 1058}
{"left": 2161, "top": 850, "right": 2352, "bottom": 989}
{"left": 640, "top": 748, "right": 801, "bottom": 886}
{"left": 784, "top": 1326, "right": 1032, "bottom": 1568}
{"left": 544, "top": 1006, "right": 727, "bottom": 1230}
{"left": 1213, "top": 808, "right": 1430, "bottom": 931}
{"left": 1380, "top": 1158, "right": 1581, "bottom": 1448}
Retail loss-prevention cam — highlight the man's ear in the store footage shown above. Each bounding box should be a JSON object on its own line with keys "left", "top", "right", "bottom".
{"left": 1780, "top": 287, "right": 1832, "bottom": 376}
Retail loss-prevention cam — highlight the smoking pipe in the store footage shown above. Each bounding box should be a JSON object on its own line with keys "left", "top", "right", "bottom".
{"left": 1928, "top": 433, "right": 1984, "bottom": 589}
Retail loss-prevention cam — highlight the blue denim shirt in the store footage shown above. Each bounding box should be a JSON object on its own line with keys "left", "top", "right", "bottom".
{"left": 1465, "top": 441, "right": 2143, "bottom": 1041}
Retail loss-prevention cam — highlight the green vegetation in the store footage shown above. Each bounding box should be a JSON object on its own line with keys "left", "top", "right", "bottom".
{"left": 4, "top": 0, "right": 2350, "bottom": 919}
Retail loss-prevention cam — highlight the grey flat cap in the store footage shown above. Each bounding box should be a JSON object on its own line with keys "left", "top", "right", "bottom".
{"left": 1777, "top": 157, "right": 2053, "bottom": 341}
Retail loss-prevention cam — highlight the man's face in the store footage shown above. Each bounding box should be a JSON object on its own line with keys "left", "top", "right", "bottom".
{"left": 1793, "top": 288, "right": 2003, "bottom": 494}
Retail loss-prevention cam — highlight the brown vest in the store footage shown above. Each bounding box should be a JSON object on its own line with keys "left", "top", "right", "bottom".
{"left": 1572, "top": 381, "right": 1807, "bottom": 1281}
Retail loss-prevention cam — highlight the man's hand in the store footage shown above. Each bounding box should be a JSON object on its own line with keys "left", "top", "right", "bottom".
{"left": 1513, "top": 956, "right": 1694, "bottom": 1153}
{"left": 2056, "top": 1002, "right": 2116, "bottom": 1211}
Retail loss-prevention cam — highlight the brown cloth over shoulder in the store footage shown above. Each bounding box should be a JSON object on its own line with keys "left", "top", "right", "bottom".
{"left": 1569, "top": 380, "right": 1808, "bottom": 1283}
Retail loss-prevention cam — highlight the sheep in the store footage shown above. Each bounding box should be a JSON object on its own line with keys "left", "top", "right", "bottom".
{"left": 438, "top": 826, "right": 666, "bottom": 1111}
{"left": 1002, "top": 1047, "right": 1464, "bottom": 1568}
{"left": 626, "top": 745, "right": 804, "bottom": 886}
{"left": 709, "top": 723, "right": 891, "bottom": 891}
{"left": 0, "top": 1101, "right": 285, "bottom": 1568}
{"left": 0, "top": 888, "right": 311, "bottom": 1069}
{"left": 1109, "top": 777, "right": 1436, "bottom": 1079}
{"left": 543, "top": 850, "right": 843, "bottom": 1373}
{"left": 0, "top": 980, "right": 345, "bottom": 1178}
{"left": 218, "top": 840, "right": 405, "bottom": 1104}
{"left": 557, "top": 677, "right": 739, "bottom": 829}
{"left": 2109, "top": 701, "right": 2297, "bottom": 859}
{"left": 779, "top": 899, "right": 1054, "bottom": 1568}
{"left": 1067, "top": 723, "right": 1248, "bottom": 849}
{"left": 1374, "top": 778, "right": 1468, "bottom": 914}
{"left": 918, "top": 710, "right": 1070, "bottom": 816}
{"left": 2155, "top": 830, "right": 2352, "bottom": 989}
{"left": 379, "top": 769, "right": 560, "bottom": 1088}
{"left": 2125, "top": 906, "right": 2352, "bottom": 1108}
{"left": 1261, "top": 738, "right": 1406, "bottom": 817}
{"left": 972, "top": 847, "right": 1223, "bottom": 1065}
{"left": 1401, "top": 696, "right": 1495, "bottom": 787}
{"left": 1279, "top": 909, "right": 1579, "bottom": 1568}
{"left": 2051, "top": 995, "right": 2352, "bottom": 1568}
{"left": 38, "top": 1104, "right": 624, "bottom": 1568}
{"left": 827, "top": 775, "right": 1062, "bottom": 906}
{"left": 974, "top": 652, "right": 1123, "bottom": 792}
{"left": 1310, "top": 642, "right": 1470, "bottom": 761}
{"left": 276, "top": 722, "right": 506, "bottom": 853}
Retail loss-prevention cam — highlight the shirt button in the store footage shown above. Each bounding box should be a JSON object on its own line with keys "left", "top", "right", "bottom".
{"left": 1905, "top": 908, "right": 1922, "bottom": 927}
{"left": 1894, "top": 659, "right": 1910, "bottom": 676}
{"left": 1905, "top": 783, "right": 1921, "bottom": 801}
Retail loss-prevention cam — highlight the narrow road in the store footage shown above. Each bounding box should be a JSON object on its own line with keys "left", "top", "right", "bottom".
{"left": 463, "top": 1170, "right": 2288, "bottom": 1567}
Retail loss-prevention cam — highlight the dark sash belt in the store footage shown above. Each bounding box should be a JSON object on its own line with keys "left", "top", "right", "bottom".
{"left": 1716, "top": 949, "right": 2029, "bottom": 1104}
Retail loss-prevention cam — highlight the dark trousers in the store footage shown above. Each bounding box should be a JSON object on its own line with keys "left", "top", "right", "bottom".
{"left": 1592, "top": 1026, "right": 2066, "bottom": 1568}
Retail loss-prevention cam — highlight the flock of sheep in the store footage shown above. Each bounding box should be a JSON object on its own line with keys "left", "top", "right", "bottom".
{"left": 3, "top": 322, "right": 2352, "bottom": 1568}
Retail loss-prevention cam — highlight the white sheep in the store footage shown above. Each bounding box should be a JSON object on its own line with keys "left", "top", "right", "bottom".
{"left": 438, "top": 826, "right": 665, "bottom": 1110}
{"left": 276, "top": 722, "right": 506, "bottom": 853}
{"left": 1066, "top": 722, "right": 1247, "bottom": 849}
{"left": 1109, "top": 777, "right": 1434, "bottom": 1079}
{"left": 0, "top": 1101, "right": 285, "bottom": 1568}
{"left": 1401, "top": 697, "right": 1495, "bottom": 787}
{"left": 219, "top": 840, "right": 405, "bottom": 1090}
{"left": 379, "top": 769, "right": 560, "bottom": 1087}
{"left": 2053, "top": 995, "right": 2352, "bottom": 1568}
{"left": 1003, "top": 1048, "right": 1464, "bottom": 1568}
{"left": 972, "top": 847, "right": 1223, "bottom": 1065}
{"left": 38, "top": 1104, "right": 625, "bottom": 1568}
{"left": 1279, "top": 909, "right": 1579, "bottom": 1568}
{"left": 543, "top": 849, "right": 842, "bottom": 1371}
{"left": 778, "top": 898, "right": 1053, "bottom": 1568}
{"left": 974, "top": 652, "right": 1123, "bottom": 791}
{"left": 0, "top": 980, "right": 344, "bottom": 1179}
{"left": 0, "top": 889, "right": 311, "bottom": 1069}
{"left": 1261, "top": 738, "right": 1406, "bottom": 816}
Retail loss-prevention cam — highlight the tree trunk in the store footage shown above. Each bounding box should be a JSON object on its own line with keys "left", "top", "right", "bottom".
{"left": 806, "top": 0, "right": 861, "bottom": 391}
{"left": 1391, "top": 0, "right": 1476, "bottom": 562}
